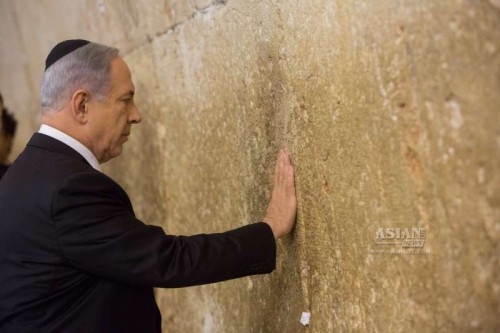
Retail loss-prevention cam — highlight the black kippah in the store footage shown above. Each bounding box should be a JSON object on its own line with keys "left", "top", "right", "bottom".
{"left": 45, "top": 39, "right": 90, "bottom": 71}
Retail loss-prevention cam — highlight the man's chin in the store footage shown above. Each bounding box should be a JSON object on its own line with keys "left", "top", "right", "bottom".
{"left": 100, "top": 147, "right": 124, "bottom": 164}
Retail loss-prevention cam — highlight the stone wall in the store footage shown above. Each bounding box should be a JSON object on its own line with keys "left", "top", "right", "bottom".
{"left": 0, "top": 0, "right": 499, "bottom": 331}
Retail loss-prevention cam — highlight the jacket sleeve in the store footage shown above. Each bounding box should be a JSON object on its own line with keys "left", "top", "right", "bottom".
{"left": 51, "top": 172, "right": 276, "bottom": 288}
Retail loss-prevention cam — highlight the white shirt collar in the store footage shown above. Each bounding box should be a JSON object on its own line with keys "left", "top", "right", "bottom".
{"left": 38, "top": 124, "right": 101, "bottom": 171}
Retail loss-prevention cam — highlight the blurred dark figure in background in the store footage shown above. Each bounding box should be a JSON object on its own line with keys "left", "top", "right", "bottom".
{"left": 0, "top": 93, "right": 18, "bottom": 179}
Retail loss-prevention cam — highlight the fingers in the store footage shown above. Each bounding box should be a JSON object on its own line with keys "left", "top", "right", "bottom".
{"left": 282, "top": 149, "right": 291, "bottom": 167}
{"left": 274, "top": 149, "right": 285, "bottom": 188}
{"left": 273, "top": 149, "right": 293, "bottom": 191}
{"left": 285, "top": 165, "right": 296, "bottom": 197}
{"left": 273, "top": 150, "right": 282, "bottom": 188}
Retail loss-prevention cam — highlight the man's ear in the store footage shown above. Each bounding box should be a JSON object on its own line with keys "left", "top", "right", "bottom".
{"left": 70, "top": 89, "right": 89, "bottom": 124}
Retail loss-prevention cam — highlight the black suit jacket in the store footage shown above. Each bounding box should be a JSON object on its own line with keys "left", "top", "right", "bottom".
{"left": 0, "top": 133, "right": 276, "bottom": 332}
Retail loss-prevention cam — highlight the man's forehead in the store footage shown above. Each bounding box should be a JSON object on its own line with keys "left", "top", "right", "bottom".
{"left": 110, "top": 57, "right": 135, "bottom": 91}
{"left": 111, "top": 57, "right": 131, "bottom": 75}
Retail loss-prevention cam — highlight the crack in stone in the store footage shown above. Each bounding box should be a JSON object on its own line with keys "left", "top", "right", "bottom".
{"left": 127, "top": 0, "right": 229, "bottom": 55}
{"left": 167, "top": 0, "right": 228, "bottom": 33}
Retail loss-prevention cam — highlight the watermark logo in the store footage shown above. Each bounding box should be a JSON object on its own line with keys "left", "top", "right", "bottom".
{"left": 375, "top": 227, "right": 426, "bottom": 248}
{"left": 363, "top": 222, "right": 440, "bottom": 262}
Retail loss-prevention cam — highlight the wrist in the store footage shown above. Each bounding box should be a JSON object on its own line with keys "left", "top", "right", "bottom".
{"left": 262, "top": 217, "right": 280, "bottom": 239}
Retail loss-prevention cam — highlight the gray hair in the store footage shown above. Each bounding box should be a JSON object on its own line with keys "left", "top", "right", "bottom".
{"left": 40, "top": 42, "right": 119, "bottom": 112}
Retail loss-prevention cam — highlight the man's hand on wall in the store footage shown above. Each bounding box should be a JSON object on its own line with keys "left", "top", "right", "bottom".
{"left": 263, "top": 149, "right": 297, "bottom": 239}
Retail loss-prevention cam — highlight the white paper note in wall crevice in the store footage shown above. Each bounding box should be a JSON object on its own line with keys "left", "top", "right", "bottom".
{"left": 300, "top": 311, "right": 311, "bottom": 326}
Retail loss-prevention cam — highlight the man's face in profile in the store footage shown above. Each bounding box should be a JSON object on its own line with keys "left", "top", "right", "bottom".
{"left": 84, "top": 57, "right": 142, "bottom": 164}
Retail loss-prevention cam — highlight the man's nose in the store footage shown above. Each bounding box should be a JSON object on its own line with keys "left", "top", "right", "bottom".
{"left": 130, "top": 104, "right": 142, "bottom": 124}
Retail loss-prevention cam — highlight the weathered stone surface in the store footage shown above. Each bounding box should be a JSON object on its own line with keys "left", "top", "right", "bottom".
{"left": 0, "top": 0, "right": 499, "bottom": 332}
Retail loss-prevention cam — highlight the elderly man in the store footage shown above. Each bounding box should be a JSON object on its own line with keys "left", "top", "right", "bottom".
{"left": 0, "top": 40, "right": 297, "bottom": 332}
